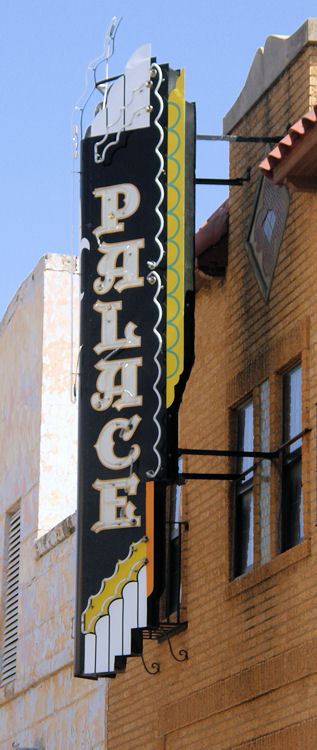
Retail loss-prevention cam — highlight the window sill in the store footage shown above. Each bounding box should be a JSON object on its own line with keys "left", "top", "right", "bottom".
{"left": 226, "top": 537, "right": 311, "bottom": 598}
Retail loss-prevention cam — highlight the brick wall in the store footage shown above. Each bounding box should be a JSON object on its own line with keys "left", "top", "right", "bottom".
{"left": 107, "top": 44, "right": 317, "bottom": 750}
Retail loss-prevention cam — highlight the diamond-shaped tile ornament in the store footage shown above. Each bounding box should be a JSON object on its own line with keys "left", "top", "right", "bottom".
{"left": 245, "top": 176, "right": 290, "bottom": 302}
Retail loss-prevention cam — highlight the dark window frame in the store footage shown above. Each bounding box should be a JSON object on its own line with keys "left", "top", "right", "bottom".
{"left": 280, "top": 362, "right": 303, "bottom": 552}
{"left": 232, "top": 399, "right": 254, "bottom": 578}
{"left": 164, "top": 481, "right": 182, "bottom": 621}
{"left": 231, "top": 361, "right": 305, "bottom": 581}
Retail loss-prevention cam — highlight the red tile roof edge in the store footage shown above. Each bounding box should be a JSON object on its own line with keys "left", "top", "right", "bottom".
{"left": 195, "top": 199, "right": 229, "bottom": 257}
{"left": 259, "top": 105, "right": 317, "bottom": 177}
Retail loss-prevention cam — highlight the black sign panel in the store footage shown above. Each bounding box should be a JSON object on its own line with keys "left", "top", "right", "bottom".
{"left": 75, "top": 70, "right": 169, "bottom": 678}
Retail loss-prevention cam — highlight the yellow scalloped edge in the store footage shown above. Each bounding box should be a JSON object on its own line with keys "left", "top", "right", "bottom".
{"left": 82, "top": 538, "right": 147, "bottom": 634}
{"left": 166, "top": 70, "right": 185, "bottom": 408}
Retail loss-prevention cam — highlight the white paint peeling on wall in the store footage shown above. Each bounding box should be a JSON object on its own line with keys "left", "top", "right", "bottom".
{"left": 0, "top": 258, "right": 44, "bottom": 511}
{"left": 2, "top": 531, "right": 106, "bottom": 749}
{"left": 38, "top": 254, "right": 80, "bottom": 535}
{"left": 0, "top": 255, "right": 107, "bottom": 749}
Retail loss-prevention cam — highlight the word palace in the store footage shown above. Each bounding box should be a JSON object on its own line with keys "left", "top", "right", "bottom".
{"left": 91, "top": 182, "right": 147, "bottom": 532}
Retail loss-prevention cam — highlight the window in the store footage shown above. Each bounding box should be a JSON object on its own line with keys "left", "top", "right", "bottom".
{"left": 233, "top": 400, "right": 254, "bottom": 577}
{"left": 1, "top": 507, "right": 21, "bottom": 687}
{"left": 165, "top": 481, "right": 182, "bottom": 619}
{"left": 280, "top": 364, "right": 303, "bottom": 552}
{"left": 231, "top": 360, "right": 305, "bottom": 581}
{"left": 159, "top": 468, "right": 184, "bottom": 624}
{"left": 262, "top": 209, "right": 276, "bottom": 242}
{"left": 259, "top": 379, "right": 271, "bottom": 564}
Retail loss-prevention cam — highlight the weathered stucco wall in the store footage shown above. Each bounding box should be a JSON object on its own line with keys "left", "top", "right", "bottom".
{"left": 0, "top": 255, "right": 106, "bottom": 749}
{"left": 0, "top": 257, "right": 43, "bottom": 541}
{"left": 38, "top": 254, "right": 80, "bottom": 535}
{"left": 2, "top": 515, "right": 106, "bottom": 749}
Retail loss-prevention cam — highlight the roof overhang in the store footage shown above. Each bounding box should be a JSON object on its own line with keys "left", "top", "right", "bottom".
{"left": 195, "top": 200, "right": 229, "bottom": 283}
{"left": 259, "top": 107, "right": 317, "bottom": 191}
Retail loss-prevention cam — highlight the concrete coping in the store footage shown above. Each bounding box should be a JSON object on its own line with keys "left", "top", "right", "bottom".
{"left": 35, "top": 512, "right": 76, "bottom": 559}
{"left": 223, "top": 18, "right": 317, "bottom": 134}
{"left": 0, "top": 253, "right": 79, "bottom": 331}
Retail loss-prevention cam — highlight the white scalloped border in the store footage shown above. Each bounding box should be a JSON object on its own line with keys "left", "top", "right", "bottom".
{"left": 145, "top": 62, "right": 164, "bottom": 478}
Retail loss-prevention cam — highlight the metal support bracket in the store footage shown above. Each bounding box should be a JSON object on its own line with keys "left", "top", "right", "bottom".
{"left": 166, "top": 634, "right": 188, "bottom": 663}
{"left": 178, "top": 448, "right": 278, "bottom": 459}
{"left": 180, "top": 472, "right": 240, "bottom": 481}
{"left": 141, "top": 622, "right": 188, "bottom": 672}
{"left": 140, "top": 653, "right": 160, "bottom": 675}
{"left": 196, "top": 134, "right": 284, "bottom": 144}
{"left": 195, "top": 167, "right": 251, "bottom": 187}
{"left": 177, "top": 429, "right": 311, "bottom": 482}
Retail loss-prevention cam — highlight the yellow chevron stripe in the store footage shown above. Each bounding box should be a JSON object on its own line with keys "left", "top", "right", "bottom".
{"left": 82, "top": 537, "right": 147, "bottom": 633}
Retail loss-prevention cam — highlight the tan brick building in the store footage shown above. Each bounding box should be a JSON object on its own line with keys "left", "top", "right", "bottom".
{"left": 106, "top": 19, "right": 317, "bottom": 750}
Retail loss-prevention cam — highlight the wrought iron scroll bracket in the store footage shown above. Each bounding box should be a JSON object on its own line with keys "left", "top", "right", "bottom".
{"left": 166, "top": 634, "right": 188, "bottom": 663}
{"left": 141, "top": 652, "right": 160, "bottom": 675}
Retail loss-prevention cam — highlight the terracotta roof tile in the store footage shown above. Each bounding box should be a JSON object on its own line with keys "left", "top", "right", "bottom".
{"left": 195, "top": 199, "right": 229, "bottom": 257}
{"left": 195, "top": 200, "right": 229, "bottom": 285}
{"left": 259, "top": 105, "right": 317, "bottom": 178}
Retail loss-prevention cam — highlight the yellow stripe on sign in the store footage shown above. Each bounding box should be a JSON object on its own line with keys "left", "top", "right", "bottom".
{"left": 166, "top": 70, "right": 186, "bottom": 408}
{"left": 82, "top": 538, "right": 147, "bottom": 633}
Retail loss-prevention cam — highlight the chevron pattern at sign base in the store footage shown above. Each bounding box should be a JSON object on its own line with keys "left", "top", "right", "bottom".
{"left": 82, "top": 539, "right": 147, "bottom": 676}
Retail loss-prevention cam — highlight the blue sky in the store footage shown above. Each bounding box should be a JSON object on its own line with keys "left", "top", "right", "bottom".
{"left": 0, "top": 0, "right": 316, "bottom": 320}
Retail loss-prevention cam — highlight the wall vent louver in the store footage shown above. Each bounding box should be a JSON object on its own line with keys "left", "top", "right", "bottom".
{"left": 1, "top": 508, "right": 21, "bottom": 686}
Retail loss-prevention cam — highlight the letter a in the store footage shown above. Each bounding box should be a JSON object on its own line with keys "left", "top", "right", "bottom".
{"left": 93, "top": 238, "right": 144, "bottom": 295}
{"left": 91, "top": 357, "right": 143, "bottom": 412}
